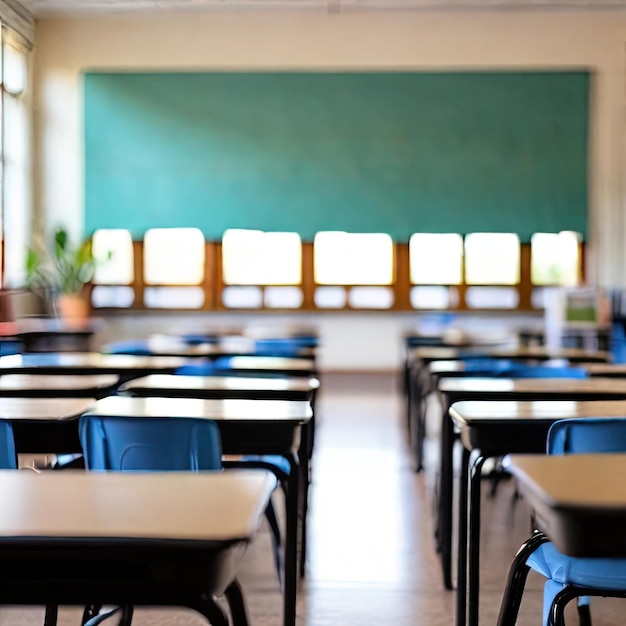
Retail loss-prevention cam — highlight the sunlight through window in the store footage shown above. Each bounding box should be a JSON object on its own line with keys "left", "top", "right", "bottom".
{"left": 314, "top": 232, "right": 394, "bottom": 285}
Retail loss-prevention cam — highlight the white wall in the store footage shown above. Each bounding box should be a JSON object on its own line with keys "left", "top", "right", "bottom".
{"left": 91, "top": 310, "right": 540, "bottom": 371}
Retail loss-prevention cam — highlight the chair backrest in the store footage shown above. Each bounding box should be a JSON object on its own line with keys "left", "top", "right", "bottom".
{"left": 547, "top": 418, "right": 626, "bottom": 455}
{"left": 105, "top": 340, "right": 152, "bottom": 356}
{"left": 462, "top": 358, "right": 516, "bottom": 373}
{"left": 176, "top": 360, "right": 217, "bottom": 376}
{"left": 0, "top": 422, "right": 17, "bottom": 470}
{"left": 496, "top": 366, "right": 588, "bottom": 379}
{"left": 79, "top": 415, "right": 222, "bottom": 471}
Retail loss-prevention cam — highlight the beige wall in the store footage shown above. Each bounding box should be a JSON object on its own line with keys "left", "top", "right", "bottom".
{"left": 33, "top": 10, "right": 626, "bottom": 285}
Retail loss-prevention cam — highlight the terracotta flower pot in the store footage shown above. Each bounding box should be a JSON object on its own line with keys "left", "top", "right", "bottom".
{"left": 57, "top": 294, "right": 91, "bottom": 324}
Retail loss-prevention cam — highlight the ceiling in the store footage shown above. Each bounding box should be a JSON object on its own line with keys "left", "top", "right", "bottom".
{"left": 17, "top": 0, "right": 626, "bottom": 16}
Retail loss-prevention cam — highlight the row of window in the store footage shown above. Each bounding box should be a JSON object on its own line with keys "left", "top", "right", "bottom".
{"left": 92, "top": 228, "right": 581, "bottom": 288}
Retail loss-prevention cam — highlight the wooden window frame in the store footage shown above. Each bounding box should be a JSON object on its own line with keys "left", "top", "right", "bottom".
{"left": 90, "top": 239, "right": 586, "bottom": 314}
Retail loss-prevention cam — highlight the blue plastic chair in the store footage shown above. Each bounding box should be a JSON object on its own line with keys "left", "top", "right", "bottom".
{"left": 79, "top": 415, "right": 222, "bottom": 471}
{"left": 497, "top": 418, "right": 626, "bottom": 626}
{"left": 0, "top": 422, "right": 16, "bottom": 469}
{"left": 103, "top": 340, "right": 152, "bottom": 356}
{"left": 78, "top": 414, "right": 278, "bottom": 626}
{"left": 495, "top": 365, "right": 589, "bottom": 379}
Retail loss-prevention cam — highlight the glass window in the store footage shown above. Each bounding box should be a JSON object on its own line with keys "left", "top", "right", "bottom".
{"left": 92, "top": 229, "right": 134, "bottom": 285}
{"left": 222, "top": 286, "right": 263, "bottom": 309}
{"left": 264, "top": 287, "right": 303, "bottom": 309}
{"left": 465, "top": 233, "right": 520, "bottom": 285}
{"left": 144, "top": 228, "right": 205, "bottom": 285}
{"left": 466, "top": 286, "right": 519, "bottom": 309}
{"left": 3, "top": 41, "right": 26, "bottom": 96}
{"left": 144, "top": 286, "right": 204, "bottom": 309}
{"left": 410, "top": 234, "right": 463, "bottom": 285}
{"left": 314, "top": 232, "right": 394, "bottom": 285}
{"left": 222, "top": 230, "right": 301, "bottom": 285}
{"left": 348, "top": 287, "right": 394, "bottom": 309}
{"left": 314, "top": 286, "right": 347, "bottom": 309}
{"left": 410, "top": 286, "right": 459, "bottom": 310}
{"left": 531, "top": 231, "right": 581, "bottom": 286}
{"left": 2, "top": 33, "right": 30, "bottom": 289}
{"left": 91, "top": 286, "right": 134, "bottom": 309}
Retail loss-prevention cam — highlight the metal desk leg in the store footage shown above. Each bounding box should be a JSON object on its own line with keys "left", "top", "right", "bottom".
{"left": 437, "top": 397, "right": 454, "bottom": 590}
{"left": 298, "top": 423, "right": 312, "bottom": 579}
{"left": 456, "top": 447, "right": 471, "bottom": 626}
{"left": 468, "top": 455, "right": 486, "bottom": 626}
{"left": 284, "top": 453, "right": 300, "bottom": 626}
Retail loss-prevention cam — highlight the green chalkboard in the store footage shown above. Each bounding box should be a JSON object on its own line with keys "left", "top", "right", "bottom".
{"left": 84, "top": 71, "right": 589, "bottom": 241}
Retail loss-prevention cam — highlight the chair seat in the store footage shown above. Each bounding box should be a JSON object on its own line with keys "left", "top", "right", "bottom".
{"left": 242, "top": 454, "right": 292, "bottom": 476}
{"left": 528, "top": 542, "right": 626, "bottom": 590}
{"left": 105, "top": 340, "right": 151, "bottom": 356}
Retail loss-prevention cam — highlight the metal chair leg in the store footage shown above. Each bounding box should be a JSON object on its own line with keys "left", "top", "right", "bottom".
{"left": 43, "top": 605, "right": 58, "bottom": 626}
{"left": 118, "top": 605, "right": 133, "bottom": 626}
{"left": 82, "top": 604, "right": 102, "bottom": 624}
{"left": 496, "top": 532, "right": 550, "bottom": 626}
{"left": 577, "top": 602, "right": 592, "bottom": 626}
{"left": 224, "top": 579, "right": 250, "bottom": 626}
{"left": 549, "top": 587, "right": 580, "bottom": 626}
{"left": 192, "top": 598, "right": 230, "bottom": 626}
{"left": 264, "top": 498, "right": 284, "bottom": 588}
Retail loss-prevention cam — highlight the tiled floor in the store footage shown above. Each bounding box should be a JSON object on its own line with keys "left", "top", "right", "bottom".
{"left": 1, "top": 373, "right": 624, "bottom": 624}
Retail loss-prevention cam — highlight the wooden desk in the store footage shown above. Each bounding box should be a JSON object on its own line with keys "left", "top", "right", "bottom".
{"left": 85, "top": 395, "right": 312, "bottom": 626}
{"left": 436, "top": 377, "right": 626, "bottom": 592}
{"left": 410, "top": 346, "right": 611, "bottom": 364}
{"left": 88, "top": 396, "right": 311, "bottom": 455}
{"left": 216, "top": 356, "right": 317, "bottom": 377}
{"left": 506, "top": 454, "right": 626, "bottom": 557}
{"left": 450, "top": 400, "right": 626, "bottom": 626}
{"left": 0, "top": 397, "right": 94, "bottom": 454}
{"left": 0, "top": 374, "right": 118, "bottom": 398}
{"left": 406, "top": 346, "right": 610, "bottom": 472}
{"left": 0, "top": 353, "right": 187, "bottom": 381}
{"left": 119, "top": 374, "right": 319, "bottom": 402}
{"left": 0, "top": 470, "right": 275, "bottom": 625}
{"left": 104, "top": 337, "right": 316, "bottom": 360}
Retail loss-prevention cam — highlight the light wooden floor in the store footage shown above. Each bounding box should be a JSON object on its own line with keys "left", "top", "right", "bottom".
{"left": 1, "top": 373, "right": 624, "bottom": 624}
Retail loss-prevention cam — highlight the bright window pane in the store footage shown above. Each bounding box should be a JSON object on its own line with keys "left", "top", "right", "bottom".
{"left": 411, "top": 286, "right": 459, "bottom": 309}
{"left": 144, "top": 228, "right": 205, "bottom": 285}
{"left": 3, "top": 43, "right": 26, "bottom": 96}
{"left": 92, "top": 229, "right": 134, "bottom": 285}
{"left": 264, "top": 287, "right": 303, "bottom": 309}
{"left": 314, "top": 232, "right": 394, "bottom": 285}
{"left": 410, "top": 234, "right": 463, "bottom": 285}
{"left": 144, "top": 286, "right": 204, "bottom": 309}
{"left": 91, "top": 286, "right": 134, "bottom": 308}
{"left": 3, "top": 94, "right": 29, "bottom": 287}
{"left": 222, "top": 230, "right": 301, "bottom": 285}
{"left": 314, "top": 286, "right": 347, "bottom": 309}
{"left": 222, "top": 286, "right": 263, "bottom": 309}
{"left": 465, "top": 233, "right": 520, "bottom": 285}
{"left": 349, "top": 287, "right": 394, "bottom": 309}
{"left": 531, "top": 232, "right": 581, "bottom": 286}
{"left": 466, "top": 286, "right": 519, "bottom": 309}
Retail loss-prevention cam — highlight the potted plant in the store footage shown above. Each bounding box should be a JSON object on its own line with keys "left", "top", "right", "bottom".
{"left": 25, "top": 228, "right": 95, "bottom": 320}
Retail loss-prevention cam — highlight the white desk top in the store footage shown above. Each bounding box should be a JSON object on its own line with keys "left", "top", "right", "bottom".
{"left": 0, "top": 374, "right": 118, "bottom": 391}
{"left": 0, "top": 353, "right": 186, "bottom": 371}
{"left": 0, "top": 397, "right": 95, "bottom": 421}
{"left": 0, "top": 470, "right": 276, "bottom": 541}
{"left": 450, "top": 400, "right": 626, "bottom": 422}
{"left": 88, "top": 395, "right": 312, "bottom": 422}
{"left": 120, "top": 374, "right": 319, "bottom": 394}
{"left": 440, "top": 377, "right": 626, "bottom": 394}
